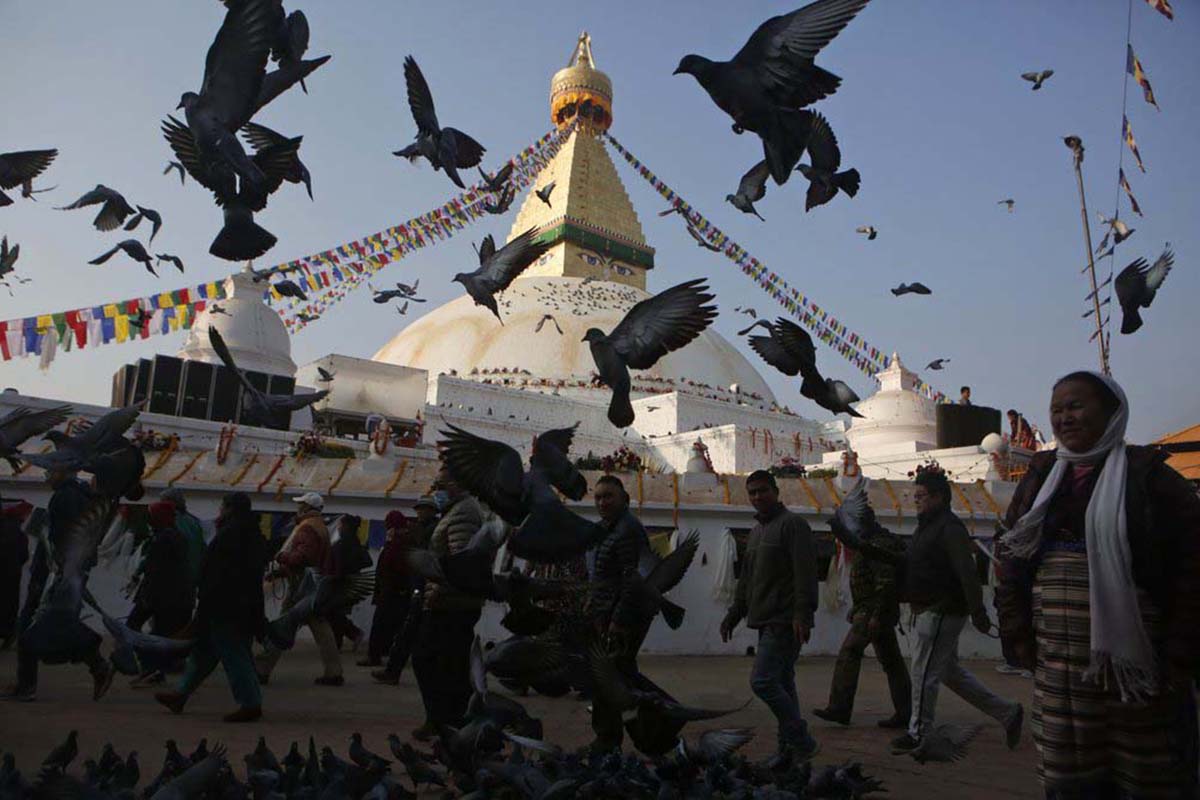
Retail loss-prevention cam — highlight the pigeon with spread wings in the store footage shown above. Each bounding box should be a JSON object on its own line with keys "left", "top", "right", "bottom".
{"left": 795, "top": 111, "right": 859, "bottom": 211}
{"left": 1115, "top": 246, "right": 1173, "bottom": 334}
{"left": 242, "top": 122, "right": 313, "bottom": 200}
{"left": 748, "top": 317, "right": 862, "bottom": 417}
{"left": 393, "top": 56, "right": 485, "bottom": 190}
{"left": 58, "top": 185, "right": 137, "bottom": 231}
{"left": 726, "top": 160, "right": 769, "bottom": 220}
{"left": 454, "top": 227, "right": 550, "bottom": 322}
{"left": 0, "top": 149, "right": 58, "bottom": 206}
{"left": 0, "top": 404, "right": 72, "bottom": 470}
{"left": 585, "top": 279, "right": 718, "bottom": 428}
{"left": 208, "top": 327, "right": 328, "bottom": 426}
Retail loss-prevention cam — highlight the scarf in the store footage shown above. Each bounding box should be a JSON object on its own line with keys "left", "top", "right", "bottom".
{"left": 1001, "top": 372, "right": 1156, "bottom": 702}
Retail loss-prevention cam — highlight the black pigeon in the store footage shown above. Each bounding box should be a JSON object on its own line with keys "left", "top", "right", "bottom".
{"left": 248, "top": 263, "right": 296, "bottom": 282}
{"left": 348, "top": 734, "right": 389, "bottom": 770}
{"left": 479, "top": 163, "right": 514, "bottom": 193}
{"left": 23, "top": 404, "right": 142, "bottom": 474}
{"left": 535, "top": 314, "right": 563, "bottom": 334}
{"left": 748, "top": 317, "right": 863, "bottom": 417}
{"left": 210, "top": 304, "right": 229, "bottom": 315}
{"left": 273, "top": 279, "right": 308, "bottom": 300}
{"left": 454, "top": 227, "right": 550, "bottom": 322}
{"left": 890, "top": 282, "right": 931, "bottom": 296}
{"left": 164, "top": 161, "right": 187, "bottom": 185}
{"left": 1021, "top": 69, "right": 1054, "bottom": 90}
{"left": 209, "top": 327, "right": 328, "bottom": 425}
{"left": 584, "top": 279, "right": 717, "bottom": 427}
{"left": 998, "top": 198, "right": 1015, "bottom": 213}
{"left": 725, "top": 160, "right": 768, "bottom": 220}
{"left": 243, "top": 122, "right": 313, "bottom": 199}
{"left": 250, "top": 737, "right": 282, "bottom": 774}
{"left": 673, "top": 0, "right": 872, "bottom": 184}
{"left": 89, "top": 240, "right": 158, "bottom": 276}
{"left": 317, "top": 366, "right": 336, "bottom": 382}
{"left": 685, "top": 224, "right": 721, "bottom": 252}
{"left": 1115, "top": 247, "right": 1174, "bottom": 334}
{"left": 856, "top": 225, "right": 877, "bottom": 240}
{"left": 58, "top": 185, "right": 136, "bottom": 231}
{"left": 368, "top": 282, "right": 407, "bottom": 304}
{"left": 535, "top": 181, "right": 556, "bottom": 207}
{"left": 795, "top": 112, "right": 859, "bottom": 210}
{"left": 626, "top": 530, "right": 700, "bottom": 629}
{"left": 482, "top": 186, "right": 515, "bottom": 215}
{"left": 737, "top": 318, "right": 771, "bottom": 337}
{"left": 297, "top": 311, "right": 319, "bottom": 322}
{"left": 0, "top": 404, "right": 71, "bottom": 469}
{"left": 42, "top": 730, "right": 79, "bottom": 772}
{"left": 129, "top": 308, "right": 153, "bottom": 332}
{"left": 0, "top": 149, "right": 58, "bottom": 206}
{"left": 386, "top": 737, "right": 445, "bottom": 791}
{"left": 269, "top": 8, "right": 313, "bottom": 90}
{"left": 0, "top": 236, "right": 29, "bottom": 291}
{"left": 925, "top": 358, "right": 950, "bottom": 370}
{"left": 156, "top": 253, "right": 185, "bottom": 273}
{"left": 255, "top": 55, "right": 331, "bottom": 117}
{"left": 176, "top": 0, "right": 275, "bottom": 193}
{"left": 395, "top": 279, "right": 420, "bottom": 296}
{"left": 123, "top": 205, "right": 163, "bottom": 244}
{"left": 393, "top": 55, "right": 485, "bottom": 189}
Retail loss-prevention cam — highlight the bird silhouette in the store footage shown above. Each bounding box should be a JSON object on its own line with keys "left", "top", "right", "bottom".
{"left": 89, "top": 240, "right": 158, "bottom": 276}
{"left": 856, "top": 225, "right": 877, "bottom": 240}
{"left": 123, "top": 206, "right": 163, "bottom": 245}
{"left": 535, "top": 181, "right": 556, "bottom": 207}
{"left": 890, "top": 282, "right": 931, "bottom": 296}
{"left": 1116, "top": 246, "right": 1173, "bottom": 334}
{"left": 725, "top": 160, "right": 768, "bottom": 220}
{"left": 453, "top": 228, "right": 550, "bottom": 323}
{"left": 393, "top": 56, "right": 485, "bottom": 189}
{"left": 795, "top": 112, "right": 859, "bottom": 210}
{"left": 58, "top": 185, "right": 137, "bottom": 231}
{"left": 0, "top": 149, "right": 58, "bottom": 206}
{"left": 1020, "top": 69, "right": 1054, "bottom": 90}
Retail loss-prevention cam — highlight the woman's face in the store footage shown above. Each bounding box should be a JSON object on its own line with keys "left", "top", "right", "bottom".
{"left": 1050, "top": 379, "right": 1114, "bottom": 452}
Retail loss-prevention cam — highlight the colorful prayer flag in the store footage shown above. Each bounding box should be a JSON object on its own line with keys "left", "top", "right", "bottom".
{"left": 1118, "top": 169, "right": 1143, "bottom": 216}
{"left": 1143, "top": 0, "right": 1174, "bottom": 20}
{"left": 1122, "top": 115, "right": 1146, "bottom": 173}
{"left": 1126, "top": 45, "right": 1159, "bottom": 110}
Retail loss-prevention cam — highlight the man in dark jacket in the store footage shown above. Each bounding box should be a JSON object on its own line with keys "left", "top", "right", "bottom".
{"left": 0, "top": 496, "right": 32, "bottom": 649}
{"left": 721, "top": 470, "right": 820, "bottom": 763}
{"left": 327, "top": 514, "right": 372, "bottom": 651}
{"left": 2, "top": 466, "right": 112, "bottom": 703}
{"left": 586, "top": 474, "right": 655, "bottom": 752}
{"left": 372, "top": 497, "right": 439, "bottom": 684}
{"left": 155, "top": 492, "right": 268, "bottom": 723}
{"left": 814, "top": 507, "right": 911, "bottom": 728}
{"left": 361, "top": 510, "right": 414, "bottom": 668}
{"left": 130, "top": 501, "right": 195, "bottom": 686}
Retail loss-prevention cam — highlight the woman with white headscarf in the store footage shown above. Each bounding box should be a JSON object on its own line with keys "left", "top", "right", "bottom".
{"left": 996, "top": 371, "right": 1200, "bottom": 799}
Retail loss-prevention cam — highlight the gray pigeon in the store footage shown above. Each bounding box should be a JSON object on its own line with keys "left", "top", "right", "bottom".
{"left": 0, "top": 404, "right": 72, "bottom": 469}
{"left": 453, "top": 228, "right": 551, "bottom": 322}
{"left": 124, "top": 206, "right": 163, "bottom": 244}
{"left": 208, "top": 327, "right": 328, "bottom": 426}
{"left": 163, "top": 161, "right": 186, "bottom": 185}
{"left": 393, "top": 55, "right": 485, "bottom": 189}
{"left": 584, "top": 278, "right": 717, "bottom": 427}
{"left": 482, "top": 185, "right": 515, "bottom": 215}
{"left": 674, "top": 0, "right": 871, "bottom": 184}
{"left": 795, "top": 111, "right": 859, "bottom": 211}
{"left": 255, "top": 55, "right": 332, "bottom": 114}
{"left": 891, "top": 282, "right": 931, "bottom": 296}
{"left": 1116, "top": 246, "right": 1173, "bottom": 334}
{"left": 725, "top": 160, "right": 768, "bottom": 220}
{"left": 42, "top": 731, "right": 79, "bottom": 772}
{"left": 0, "top": 236, "right": 28, "bottom": 290}
{"left": 0, "top": 149, "right": 58, "bottom": 206}
{"left": 925, "top": 358, "right": 950, "bottom": 370}
{"left": 317, "top": 366, "right": 336, "bottom": 382}
{"left": 175, "top": 0, "right": 275, "bottom": 193}
{"left": 748, "top": 317, "right": 863, "bottom": 417}
{"left": 155, "top": 253, "right": 185, "bottom": 273}
{"left": 535, "top": 181, "right": 556, "bottom": 207}
{"left": 1020, "top": 69, "right": 1054, "bottom": 90}
{"left": 272, "top": 279, "right": 308, "bottom": 301}
{"left": 58, "top": 184, "right": 136, "bottom": 231}
{"left": 368, "top": 281, "right": 407, "bottom": 304}
{"left": 90, "top": 240, "right": 158, "bottom": 276}
{"left": 24, "top": 404, "right": 142, "bottom": 473}
{"left": 856, "top": 225, "right": 877, "bottom": 240}
{"left": 479, "top": 163, "right": 514, "bottom": 193}
{"left": 998, "top": 198, "right": 1015, "bottom": 213}
{"left": 242, "top": 122, "right": 313, "bottom": 199}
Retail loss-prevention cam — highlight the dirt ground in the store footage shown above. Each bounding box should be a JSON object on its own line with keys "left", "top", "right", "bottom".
{"left": 0, "top": 643, "right": 1041, "bottom": 798}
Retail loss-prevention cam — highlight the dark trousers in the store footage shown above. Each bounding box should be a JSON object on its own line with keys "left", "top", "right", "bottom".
{"left": 824, "top": 614, "right": 911, "bottom": 718}
{"left": 751, "top": 624, "right": 812, "bottom": 750}
{"left": 329, "top": 611, "right": 362, "bottom": 649}
{"left": 591, "top": 620, "right": 652, "bottom": 747}
{"left": 16, "top": 546, "right": 103, "bottom": 689}
{"left": 385, "top": 596, "right": 423, "bottom": 676}
{"left": 367, "top": 595, "right": 410, "bottom": 664}
{"left": 178, "top": 622, "right": 262, "bottom": 709}
{"left": 412, "top": 606, "right": 481, "bottom": 726}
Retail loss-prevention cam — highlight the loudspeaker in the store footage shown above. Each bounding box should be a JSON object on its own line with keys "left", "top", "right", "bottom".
{"left": 131, "top": 359, "right": 152, "bottom": 407}
{"left": 936, "top": 404, "right": 1001, "bottom": 449}
{"left": 178, "top": 360, "right": 214, "bottom": 420}
{"left": 112, "top": 364, "right": 137, "bottom": 407}
{"left": 147, "top": 355, "right": 184, "bottom": 415}
{"left": 210, "top": 365, "right": 240, "bottom": 423}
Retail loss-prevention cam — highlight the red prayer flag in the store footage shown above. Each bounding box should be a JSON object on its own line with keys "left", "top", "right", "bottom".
{"left": 1118, "top": 169, "right": 1144, "bottom": 216}
{"left": 1126, "top": 45, "right": 1160, "bottom": 110}
{"left": 1144, "top": 0, "right": 1174, "bottom": 20}
{"left": 1122, "top": 116, "right": 1146, "bottom": 173}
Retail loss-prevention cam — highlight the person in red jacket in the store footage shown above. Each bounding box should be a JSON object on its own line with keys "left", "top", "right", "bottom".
{"left": 255, "top": 492, "right": 343, "bottom": 686}
{"left": 359, "top": 510, "right": 412, "bottom": 667}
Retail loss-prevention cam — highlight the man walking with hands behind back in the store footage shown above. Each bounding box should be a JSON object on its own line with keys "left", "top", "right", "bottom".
{"left": 721, "top": 470, "right": 820, "bottom": 765}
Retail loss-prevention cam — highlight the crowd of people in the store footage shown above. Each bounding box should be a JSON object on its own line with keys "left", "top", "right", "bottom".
{"left": 0, "top": 369, "right": 1197, "bottom": 798}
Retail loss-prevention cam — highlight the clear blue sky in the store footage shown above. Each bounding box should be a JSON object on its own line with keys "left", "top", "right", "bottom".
{"left": 2, "top": 1, "right": 1197, "bottom": 442}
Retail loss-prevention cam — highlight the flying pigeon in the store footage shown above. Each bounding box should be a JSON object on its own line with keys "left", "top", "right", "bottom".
{"left": 998, "top": 198, "right": 1015, "bottom": 213}
{"left": 295, "top": 311, "right": 318, "bottom": 322}
{"left": 128, "top": 309, "right": 153, "bottom": 332}
{"left": 535, "top": 181, "right": 556, "bottom": 207}
{"left": 482, "top": 185, "right": 515, "bottom": 215}
{"left": 478, "top": 163, "right": 514, "bottom": 193}
{"left": 0, "top": 236, "right": 25, "bottom": 287}
{"left": 925, "top": 358, "right": 950, "bottom": 370}
{"left": 0, "top": 149, "right": 58, "bottom": 206}
{"left": 725, "top": 159, "right": 768, "bottom": 220}
{"left": 735, "top": 306, "right": 757, "bottom": 318}
{"left": 396, "top": 279, "right": 420, "bottom": 296}
{"left": 89, "top": 240, "right": 158, "bottom": 276}
{"left": 856, "top": 225, "right": 877, "bottom": 240}
{"left": 673, "top": 0, "right": 872, "bottom": 185}
{"left": 242, "top": 122, "right": 313, "bottom": 199}
{"left": 535, "top": 314, "right": 563, "bottom": 334}
{"left": 1021, "top": 69, "right": 1054, "bottom": 90}
{"left": 584, "top": 278, "right": 717, "bottom": 427}
{"left": 317, "top": 367, "right": 335, "bottom": 382}
{"left": 209, "top": 303, "right": 229, "bottom": 315}
{"left": 395, "top": 301, "right": 409, "bottom": 315}
{"left": 453, "top": 227, "right": 551, "bottom": 322}
{"left": 273, "top": 279, "right": 308, "bottom": 301}
{"left": 393, "top": 55, "right": 486, "bottom": 189}
{"left": 748, "top": 317, "right": 863, "bottom": 417}
{"left": 891, "top": 282, "right": 932, "bottom": 296}
{"left": 163, "top": 161, "right": 186, "bottom": 185}
{"left": 737, "top": 318, "right": 771, "bottom": 337}
{"left": 155, "top": 253, "right": 185, "bottom": 273}
{"left": 368, "top": 282, "right": 407, "bottom": 303}
{"left": 22, "top": 404, "right": 141, "bottom": 473}
{"left": 795, "top": 112, "right": 860, "bottom": 210}
{"left": 58, "top": 185, "right": 136, "bottom": 231}
{"left": 208, "top": 327, "right": 328, "bottom": 425}
{"left": 123, "top": 206, "right": 163, "bottom": 245}
{"left": 1115, "top": 246, "right": 1173, "bottom": 334}
{"left": 685, "top": 224, "right": 721, "bottom": 252}
{"left": 0, "top": 404, "right": 72, "bottom": 470}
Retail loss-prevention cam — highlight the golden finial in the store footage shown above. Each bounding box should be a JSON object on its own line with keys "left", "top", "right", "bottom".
{"left": 551, "top": 32, "right": 612, "bottom": 132}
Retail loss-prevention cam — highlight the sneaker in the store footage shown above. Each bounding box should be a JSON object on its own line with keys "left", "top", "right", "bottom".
{"left": 223, "top": 706, "right": 263, "bottom": 723}
{"left": 371, "top": 669, "right": 399, "bottom": 686}
{"left": 92, "top": 661, "right": 114, "bottom": 701}
{"left": 890, "top": 733, "right": 921, "bottom": 753}
{"left": 876, "top": 714, "right": 909, "bottom": 729}
{"left": 994, "top": 663, "right": 1023, "bottom": 675}
{"left": 154, "top": 691, "right": 187, "bottom": 715}
{"left": 811, "top": 707, "right": 851, "bottom": 725}
{"left": 411, "top": 723, "right": 437, "bottom": 742}
{"left": 314, "top": 675, "right": 344, "bottom": 687}
{"left": 1005, "top": 704, "right": 1024, "bottom": 750}
{"left": 1, "top": 684, "right": 35, "bottom": 702}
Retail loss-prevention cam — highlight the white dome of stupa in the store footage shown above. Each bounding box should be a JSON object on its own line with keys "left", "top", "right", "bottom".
{"left": 177, "top": 265, "right": 296, "bottom": 376}
{"left": 846, "top": 353, "right": 936, "bottom": 452}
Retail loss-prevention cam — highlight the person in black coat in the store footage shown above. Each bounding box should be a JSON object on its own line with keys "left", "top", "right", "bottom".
{"left": 328, "top": 515, "right": 373, "bottom": 652}
{"left": 155, "top": 493, "right": 268, "bottom": 723}
{"left": 0, "top": 495, "right": 32, "bottom": 649}
{"left": 129, "top": 501, "right": 196, "bottom": 685}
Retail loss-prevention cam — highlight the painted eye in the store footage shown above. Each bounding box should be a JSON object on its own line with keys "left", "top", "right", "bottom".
{"left": 577, "top": 252, "right": 602, "bottom": 267}
{"left": 615, "top": 265, "right": 632, "bottom": 276}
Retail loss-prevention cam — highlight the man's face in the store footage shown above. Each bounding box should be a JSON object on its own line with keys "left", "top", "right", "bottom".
{"left": 436, "top": 467, "right": 461, "bottom": 499}
{"left": 593, "top": 481, "right": 625, "bottom": 521}
{"left": 746, "top": 478, "right": 779, "bottom": 515}
{"left": 913, "top": 485, "right": 944, "bottom": 516}
{"left": 961, "top": 389, "right": 971, "bottom": 402}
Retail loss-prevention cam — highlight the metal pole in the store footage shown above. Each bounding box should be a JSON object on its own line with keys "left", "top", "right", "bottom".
{"left": 1065, "top": 136, "right": 1110, "bottom": 375}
